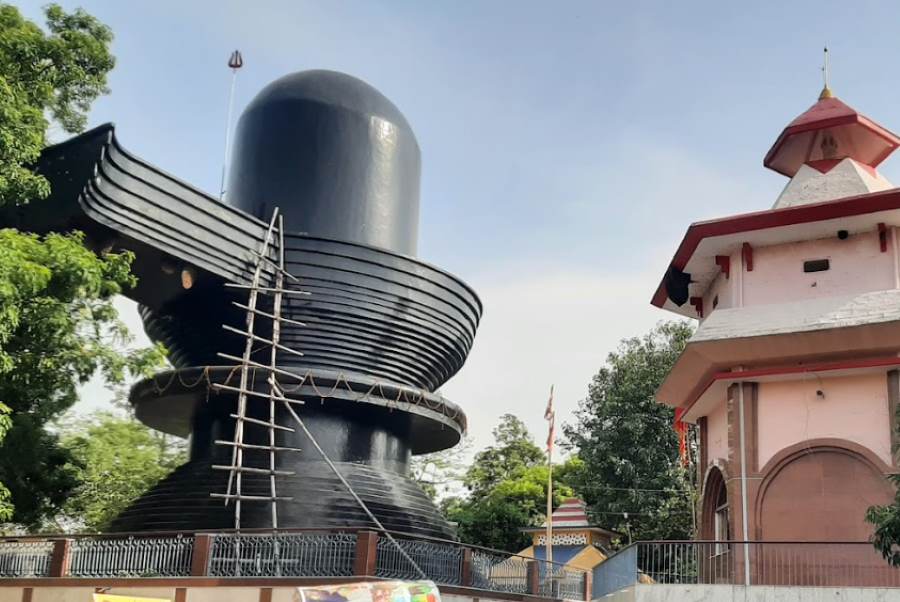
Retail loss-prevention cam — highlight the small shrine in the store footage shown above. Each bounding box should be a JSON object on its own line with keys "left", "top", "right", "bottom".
{"left": 518, "top": 499, "right": 619, "bottom": 571}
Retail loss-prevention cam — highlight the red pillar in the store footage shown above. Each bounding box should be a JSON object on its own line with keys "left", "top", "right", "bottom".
{"left": 190, "top": 534, "right": 214, "bottom": 576}
{"left": 354, "top": 531, "right": 379, "bottom": 577}
{"left": 49, "top": 539, "right": 73, "bottom": 578}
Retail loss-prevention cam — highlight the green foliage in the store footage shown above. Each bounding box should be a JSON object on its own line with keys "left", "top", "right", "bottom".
{"left": 0, "top": 229, "right": 166, "bottom": 527}
{"left": 0, "top": 401, "right": 10, "bottom": 521}
{"left": 463, "top": 414, "right": 546, "bottom": 498}
{"left": 55, "top": 411, "right": 186, "bottom": 532}
{"left": 0, "top": 3, "right": 162, "bottom": 529}
{"left": 867, "top": 401, "right": 900, "bottom": 565}
{"left": 867, "top": 493, "right": 900, "bottom": 566}
{"left": 447, "top": 460, "right": 578, "bottom": 552}
{"left": 564, "top": 321, "right": 696, "bottom": 543}
{"left": 410, "top": 439, "right": 471, "bottom": 500}
{"left": 0, "top": 2, "right": 114, "bottom": 206}
{"left": 443, "top": 414, "right": 577, "bottom": 552}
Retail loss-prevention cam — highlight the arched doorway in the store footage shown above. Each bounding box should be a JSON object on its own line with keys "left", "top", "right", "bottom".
{"left": 698, "top": 466, "right": 733, "bottom": 583}
{"left": 755, "top": 442, "right": 895, "bottom": 586}
{"left": 757, "top": 445, "right": 892, "bottom": 541}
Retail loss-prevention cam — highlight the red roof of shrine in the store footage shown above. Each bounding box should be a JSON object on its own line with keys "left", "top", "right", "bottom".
{"left": 763, "top": 89, "right": 900, "bottom": 177}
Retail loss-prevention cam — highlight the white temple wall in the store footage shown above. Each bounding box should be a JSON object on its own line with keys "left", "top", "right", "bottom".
{"left": 756, "top": 372, "right": 891, "bottom": 468}
{"left": 701, "top": 263, "right": 735, "bottom": 317}
{"left": 741, "top": 231, "right": 894, "bottom": 308}
{"left": 705, "top": 396, "right": 729, "bottom": 467}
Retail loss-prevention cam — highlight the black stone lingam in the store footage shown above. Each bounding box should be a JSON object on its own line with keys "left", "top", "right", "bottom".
{"left": 6, "top": 70, "right": 480, "bottom": 538}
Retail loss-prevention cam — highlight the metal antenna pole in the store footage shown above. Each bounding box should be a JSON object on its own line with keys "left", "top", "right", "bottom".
{"left": 219, "top": 50, "right": 243, "bottom": 201}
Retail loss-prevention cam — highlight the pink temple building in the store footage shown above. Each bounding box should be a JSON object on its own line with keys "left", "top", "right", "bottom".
{"left": 653, "top": 81, "right": 900, "bottom": 551}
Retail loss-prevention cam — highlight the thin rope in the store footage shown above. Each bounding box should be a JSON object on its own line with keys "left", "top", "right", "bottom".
{"left": 279, "top": 394, "right": 427, "bottom": 579}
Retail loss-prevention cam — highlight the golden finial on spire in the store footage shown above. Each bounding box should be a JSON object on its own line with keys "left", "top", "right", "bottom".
{"left": 819, "top": 46, "right": 833, "bottom": 99}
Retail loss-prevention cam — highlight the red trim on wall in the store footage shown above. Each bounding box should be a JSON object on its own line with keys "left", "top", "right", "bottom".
{"left": 715, "top": 255, "right": 730, "bottom": 279}
{"left": 689, "top": 296, "right": 704, "bottom": 318}
{"left": 651, "top": 187, "right": 900, "bottom": 308}
{"left": 682, "top": 356, "right": 900, "bottom": 417}
{"left": 741, "top": 243, "right": 753, "bottom": 272}
{"left": 879, "top": 222, "right": 888, "bottom": 252}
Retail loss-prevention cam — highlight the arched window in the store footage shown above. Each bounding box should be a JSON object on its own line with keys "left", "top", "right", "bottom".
{"left": 713, "top": 481, "right": 729, "bottom": 553}
{"left": 701, "top": 467, "right": 729, "bottom": 547}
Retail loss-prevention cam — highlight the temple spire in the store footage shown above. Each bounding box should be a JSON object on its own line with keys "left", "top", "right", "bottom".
{"left": 819, "top": 46, "right": 833, "bottom": 99}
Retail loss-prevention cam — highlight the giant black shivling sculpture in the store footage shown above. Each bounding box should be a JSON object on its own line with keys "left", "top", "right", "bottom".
{"left": 2, "top": 70, "right": 481, "bottom": 538}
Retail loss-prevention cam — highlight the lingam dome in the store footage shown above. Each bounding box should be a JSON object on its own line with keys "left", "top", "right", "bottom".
{"left": 226, "top": 70, "right": 422, "bottom": 255}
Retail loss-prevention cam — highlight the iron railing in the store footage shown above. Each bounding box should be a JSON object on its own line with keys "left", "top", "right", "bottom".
{"left": 541, "top": 563, "right": 586, "bottom": 600}
{"left": 0, "top": 540, "right": 54, "bottom": 578}
{"left": 68, "top": 535, "right": 193, "bottom": 578}
{"left": 208, "top": 532, "right": 357, "bottom": 577}
{"left": 593, "top": 541, "right": 900, "bottom": 595}
{"left": 0, "top": 529, "right": 588, "bottom": 600}
{"left": 471, "top": 548, "right": 530, "bottom": 594}
{"left": 375, "top": 536, "right": 462, "bottom": 584}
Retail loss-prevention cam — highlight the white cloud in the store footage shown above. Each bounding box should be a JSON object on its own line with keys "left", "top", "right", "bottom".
{"left": 441, "top": 264, "right": 666, "bottom": 452}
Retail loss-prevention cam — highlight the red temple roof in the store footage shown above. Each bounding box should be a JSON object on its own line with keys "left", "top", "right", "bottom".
{"left": 763, "top": 90, "right": 900, "bottom": 177}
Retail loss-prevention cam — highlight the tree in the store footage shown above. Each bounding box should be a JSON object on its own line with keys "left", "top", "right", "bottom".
{"left": 410, "top": 439, "right": 471, "bottom": 500}
{"left": 0, "top": 231, "right": 165, "bottom": 527}
{"left": 564, "top": 321, "right": 696, "bottom": 543}
{"left": 0, "top": 402, "right": 10, "bottom": 521}
{"left": 53, "top": 412, "right": 186, "bottom": 532}
{"left": 447, "top": 459, "right": 579, "bottom": 552}
{"left": 448, "top": 467, "right": 568, "bottom": 552}
{"left": 867, "top": 404, "right": 900, "bottom": 565}
{"left": 440, "top": 414, "right": 579, "bottom": 551}
{"left": 0, "top": 2, "right": 114, "bottom": 205}
{"left": 0, "top": 4, "right": 165, "bottom": 528}
{"left": 463, "top": 414, "right": 545, "bottom": 498}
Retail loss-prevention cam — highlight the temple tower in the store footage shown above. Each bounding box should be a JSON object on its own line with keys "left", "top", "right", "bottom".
{"left": 653, "top": 83, "right": 900, "bottom": 548}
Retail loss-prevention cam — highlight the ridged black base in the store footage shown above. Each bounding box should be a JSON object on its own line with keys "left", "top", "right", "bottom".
{"left": 109, "top": 458, "right": 454, "bottom": 538}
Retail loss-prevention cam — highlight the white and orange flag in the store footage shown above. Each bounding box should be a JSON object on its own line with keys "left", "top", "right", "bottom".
{"left": 544, "top": 385, "right": 555, "bottom": 452}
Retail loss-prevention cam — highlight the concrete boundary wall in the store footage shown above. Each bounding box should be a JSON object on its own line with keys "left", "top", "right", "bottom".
{"left": 0, "top": 584, "right": 551, "bottom": 602}
{"left": 594, "top": 584, "right": 900, "bottom": 601}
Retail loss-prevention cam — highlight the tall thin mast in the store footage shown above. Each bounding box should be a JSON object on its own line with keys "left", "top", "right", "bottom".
{"left": 544, "top": 385, "right": 555, "bottom": 565}
{"left": 220, "top": 50, "right": 243, "bottom": 201}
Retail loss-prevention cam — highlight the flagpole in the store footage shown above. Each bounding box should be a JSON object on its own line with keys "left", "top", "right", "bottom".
{"left": 546, "top": 446, "right": 553, "bottom": 564}
{"left": 220, "top": 50, "right": 243, "bottom": 201}
{"left": 545, "top": 384, "right": 554, "bottom": 566}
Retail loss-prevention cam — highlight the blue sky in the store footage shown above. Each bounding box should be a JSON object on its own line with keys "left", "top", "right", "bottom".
{"left": 19, "top": 0, "right": 900, "bottom": 451}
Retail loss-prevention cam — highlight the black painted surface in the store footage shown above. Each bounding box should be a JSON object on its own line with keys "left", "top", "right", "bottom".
{"left": 1, "top": 71, "right": 480, "bottom": 539}
{"left": 226, "top": 70, "right": 421, "bottom": 256}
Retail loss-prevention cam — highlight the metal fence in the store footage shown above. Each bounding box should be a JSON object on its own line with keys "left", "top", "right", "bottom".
{"left": 0, "top": 540, "right": 54, "bottom": 578}
{"left": 471, "top": 549, "right": 530, "bottom": 594}
{"left": 593, "top": 541, "right": 900, "bottom": 594}
{"left": 208, "top": 532, "right": 357, "bottom": 577}
{"left": 69, "top": 535, "right": 193, "bottom": 578}
{"left": 0, "top": 529, "right": 587, "bottom": 600}
{"left": 375, "top": 536, "right": 462, "bottom": 584}
{"left": 541, "top": 563, "right": 586, "bottom": 600}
